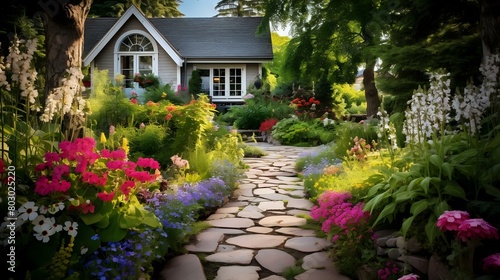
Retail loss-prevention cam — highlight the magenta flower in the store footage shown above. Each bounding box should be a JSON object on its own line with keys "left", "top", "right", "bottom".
{"left": 437, "top": 210, "right": 470, "bottom": 232}
{"left": 398, "top": 274, "right": 419, "bottom": 280}
{"left": 483, "top": 253, "right": 500, "bottom": 273}
{"left": 456, "top": 218, "right": 499, "bottom": 241}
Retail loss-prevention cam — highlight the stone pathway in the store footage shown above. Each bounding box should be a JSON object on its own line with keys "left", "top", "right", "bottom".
{"left": 160, "top": 143, "right": 350, "bottom": 280}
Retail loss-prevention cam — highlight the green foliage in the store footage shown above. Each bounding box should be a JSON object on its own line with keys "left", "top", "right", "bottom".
{"left": 333, "top": 83, "right": 365, "bottom": 112}
{"left": 143, "top": 84, "right": 190, "bottom": 104}
{"left": 188, "top": 70, "right": 202, "bottom": 96}
{"left": 89, "top": 0, "right": 184, "bottom": 17}
{"left": 282, "top": 264, "right": 305, "bottom": 280}
{"left": 134, "top": 72, "right": 160, "bottom": 89}
{"left": 221, "top": 98, "right": 294, "bottom": 129}
{"left": 271, "top": 117, "right": 336, "bottom": 146}
{"left": 333, "top": 121, "right": 378, "bottom": 159}
{"left": 241, "top": 143, "right": 268, "bottom": 157}
{"left": 88, "top": 70, "right": 140, "bottom": 134}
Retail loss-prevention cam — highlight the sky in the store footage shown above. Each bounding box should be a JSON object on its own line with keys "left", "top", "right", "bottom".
{"left": 179, "top": 0, "right": 219, "bottom": 17}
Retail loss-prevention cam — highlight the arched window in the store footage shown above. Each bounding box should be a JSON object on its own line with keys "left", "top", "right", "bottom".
{"left": 116, "top": 32, "right": 157, "bottom": 88}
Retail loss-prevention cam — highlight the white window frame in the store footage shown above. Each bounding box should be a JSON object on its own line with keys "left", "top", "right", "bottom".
{"left": 114, "top": 30, "right": 158, "bottom": 89}
{"left": 195, "top": 64, "right": 246, "bottom": 102}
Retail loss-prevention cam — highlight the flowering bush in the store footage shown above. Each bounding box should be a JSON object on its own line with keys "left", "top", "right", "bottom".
{"left": 348, "top": 136, "right": 374, "bottom": 161}
{"left": 310, "top": 190, "right": 374, "bottom": 277}
{"left": 1, "top": 137, "right": 162, "bottom": 278}
{"left": 134, "top": 72, "right": 160, "bottom": 88}
{"left": 377, "top": 261, "right": 401, "bottom": 280}
{"left": 259, "top": 118, "right": 279, "bottom": 133}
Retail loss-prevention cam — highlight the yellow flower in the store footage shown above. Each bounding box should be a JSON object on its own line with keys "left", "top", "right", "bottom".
{"left": 122, "top": 137, "right": 129, "bottom": 155}
{"left": 161, "top": 92, "right": 167, "bottom": 98}
{"left": 100, "top": 132, "right": 107, "bottom": 144}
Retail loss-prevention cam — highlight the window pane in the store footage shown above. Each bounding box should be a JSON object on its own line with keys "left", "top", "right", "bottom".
{"left": 139, "top": 56, "right": 153, "bottom": 75}
{"left": 229, "top": 68, "right": 242, "bottom": 96}
{"left": 119, "top": 34, "right": 153, "bottom": 52}
{"left": 121, "top": 56, "right": 134, "bottom": 87}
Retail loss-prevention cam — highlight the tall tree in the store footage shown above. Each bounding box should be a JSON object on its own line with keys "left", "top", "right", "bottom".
{"left": 262, "top": 0, "right": 382, "bottom": 116}
{"left": 89, "top": 0, "right": 184, "bottom": 17}
{"left": 215, "top": 0, "right": 264, "bottom": 17}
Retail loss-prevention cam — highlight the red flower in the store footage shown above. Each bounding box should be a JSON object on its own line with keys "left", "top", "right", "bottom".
{"left": 165, "top": 113, "right": 173, "bottom": 121}
{"left": 259, "top": 118, "right": 279, "bottom": 133}
{"left": 456, "top": 218, "right": 499, "bottom": 241}
{"left": 437, "top": 210, "right": 470, "bottom": 232}
{"left": 97, "top": 191, "right": 115, "bottom": 202}
{"left": 130, "top": 99, "right": 138, "bottom": 104}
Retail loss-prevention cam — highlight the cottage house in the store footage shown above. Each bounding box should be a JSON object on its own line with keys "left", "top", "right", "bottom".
{"left": 83, "top": 5, "right": 273, "bottom": 104}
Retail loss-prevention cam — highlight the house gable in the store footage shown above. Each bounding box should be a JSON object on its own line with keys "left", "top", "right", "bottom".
{"left": 83, "top": 5, "right": 183, "bottom": 67}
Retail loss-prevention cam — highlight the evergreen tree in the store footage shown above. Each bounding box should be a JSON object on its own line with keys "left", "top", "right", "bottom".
{"left": 215, "top": 0, "right": 264, "bottom": 17}
{"left": 89, "top": 0, "right": 184, "bottom": 18}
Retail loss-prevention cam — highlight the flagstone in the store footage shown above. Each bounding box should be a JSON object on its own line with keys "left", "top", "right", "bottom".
{"left": 277, "top": 184, "right": 304, "bottom": 190}
{"left": 257, "top": 183, "right": 278, "bottom": 188}
{"left": 286, "top": 198, "right": 314, "bottom": 210}
{"left": 266, "top": 179, "right": 294, "bottom": 184}
{"left": 246, "top": 226, "right": 273, "bottom": 234}
{"left": 217, "top": 244, "right": 237, "bottom": 252}
{"left": 207, "top": 218, "right": 254, "bottom": 228}
{"left": 237, "top": 206, "right": 265, "bottom": 219}
{"left": 224, "top": 201, "right": 249, "bottom": 207}
{"left": 276, "top": 176, "right": 301, "bottom": 182}
{"left": 255, "top": 249, "right": 296, "bottom": 273}
{"left": 288, "top": 190, "right": 306, "bottom": 197}
{"left": 284, "top": 237, "right": 332, "bottom": 252}
{"left": 237, "top": 195, "right": 256, "bottom": 201}
{"left": 207, "top": 213, "right": 236, "bottom": 220}
{"left": 160, "top": 254, "right": 206, "bottom": 280}
{"left": 302, "top": 252, "right": 335, "bottom": 270}
{"left": 226, "top": 234, "right": 288, "bottom": 248}
{"left": 206, "top": 249, "right": 255, "bottom": 264}
{"left": 258, "top": 216, "right": 307, "bottom": 227}
{"left": 216, "top": 207, "right": 241, "bottom": 214}
{"left": 258, "top": 171, "right": 296, "bottom": 177}
{"left": 185, "top": 231, "right": 224, "bottom": 253}
{"left": 276, "top": 227, "right": 316, "bottom": 237}
{"left": 272, "top": 162, "right": 289, "bottom": 167}
{"left": 258, "top": 193, "right": 292, "bottom": 201}
{"left": 261, "top": 276, "right": 286, "bottom": 280}
{"left": 258, "top": 201, "right": 285, "bottom": 211}
{"left": 287, "top": 209, "right": 311, "bottom": 217}
{"left": 238, "top": 183, "right": 257, "bottom": 189}
{"left": 295, "top": 268, "right": 350, "bottom": 280}
{"left": 214, "top": 266, "right": 261, "bottom": 280}
{"left": 253, "top": 188, "right": 276, "bottom": 195}
{"left": 205, "top": 228, "right": 246, "bottom": 235}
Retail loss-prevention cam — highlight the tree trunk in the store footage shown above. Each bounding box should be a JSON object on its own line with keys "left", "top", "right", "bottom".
{"left": 479, "top": 0, "right": 500, "bottom": 57}
{"left": 363, "top": 59, "right": 380, "bottom": 117}
{"left": 44, "top": 0, "right": 92, "bottom": 140}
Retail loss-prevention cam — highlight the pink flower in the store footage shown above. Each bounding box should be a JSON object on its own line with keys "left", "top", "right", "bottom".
{"left": 483, "top": 253, "right": 500, "bottom": 273}
{"left": 120, "top": 180, "right": 135, "bottom": 196}
{"left": 35, "top": 176, "right": 53, "bottom": 195}
{"left": 456, "top": 218, "right": 499, "bottom": 241}
{"left": 109, "top": 125, "right": 115, "bottom": 135}
{"left": 398, "top": 274, "right": 419, "bottom": 280}
{"left": 137, "top": 157, "right": 160, "bottom": 169}
{"left": 437, "top": 210, "right": 470, "bottom": 232}
{"left": 97, "top": 191, "right": 115, "bottom": 202}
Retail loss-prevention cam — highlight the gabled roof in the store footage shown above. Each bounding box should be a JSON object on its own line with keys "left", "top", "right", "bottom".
{"left": 83, "top": 5, "right": 184, "bottom": 66}
{"left": 83, "top": 6, "right": 273, "bottom": 64}
{"left": 149, "top": 17, "right": 273, "bottom": 59}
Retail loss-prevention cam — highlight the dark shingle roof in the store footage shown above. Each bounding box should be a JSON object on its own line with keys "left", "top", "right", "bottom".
{"left": 84, "top": 16, "right": 273, "bottom": 60}
{"left": 84, "top": 18, "right": 118, "bottom": 58}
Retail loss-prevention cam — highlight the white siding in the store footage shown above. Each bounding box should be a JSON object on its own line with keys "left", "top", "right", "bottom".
{"left": 158, "top": 49, "right": 178, "bottom": 88}
{"left": 245, "top": 63, "right": 261, "bottom": 88}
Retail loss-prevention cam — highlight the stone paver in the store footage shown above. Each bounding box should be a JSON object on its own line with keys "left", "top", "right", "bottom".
{"left": 226, "top": 234, "right": 288, "bottom": 248}
{"left": 255, "top": 249, "right": 296, "bottom": 273}
{"left": 207, "top": 217, "right": 254, "bottom": 228}
{"left": 162, "top": 143, "right": 350, "bottom": 280}
{"left": 284, "top": 237, "right": 333, "bottom": 252}
{"left": 160, "top": 254, "right": 206, "bottom": 280}
{"left": 206, "top": 249, "right": 255, "bottom": 264}
{"left": 185, "top": 231, "right": 224, "bottom": 253}
{"left": 214, "top": 266, "right": 261, "bottom": 280}
{"left": 258, "top": 215, "right": 307, "bottom": 227}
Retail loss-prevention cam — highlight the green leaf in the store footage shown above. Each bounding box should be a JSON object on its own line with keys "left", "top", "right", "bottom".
{"left": 441, "top": 162, "right": 453, "bottom": 180}
{"left": 142, "top": 210, "right": 162, "bottom": 228}
{"left": 410, "top": 199, "right": 430, "bottom": 216}
{"left": 434, "top": 200, "right": 450, "bottom": 217}
{"left": 484, "top": 184, "right": 500, "bottom": 199}
{"left": 99, "top": 212, "right": 128, "bottom": 242}
{"left": 443, "top": 184, "right": 467, "bottom": 200}
{"left": 401, "top": 216, "right": 415, "bottom": 237}
{"left": 80, "top": 212, "right": 104, "bottom": 225}
{"left": 407, "top": 177, "right": 423, "bottom": 191}
{"left": 420, "top": 177, "right": 431, "bottom": 194}
{"left": 425, "top": 215, "right": 438, "bottom": 245}
{"left": 429, "top": 154, "right": 443, "bottom": 169}
{"left": 365, "top": 192, "right": 388, "bottom": 213}
{"left": 367, "top": 183, "right": 386, "bottom": 197}
{"left": 394, "top": 191, "right": 417, "bottom": 203}
{"left": 373, "top": 202, "right": 396, "bottom": 226}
